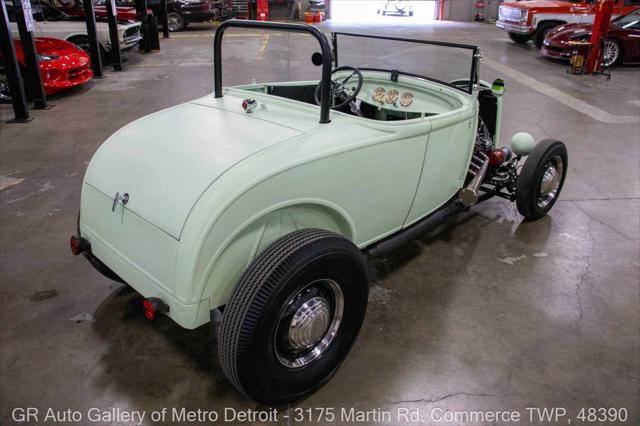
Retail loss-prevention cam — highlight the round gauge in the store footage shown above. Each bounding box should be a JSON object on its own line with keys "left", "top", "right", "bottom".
{"left": 372, "top": 87, "right": 386, "bottom": 103}
{"left": 386, "top": 89, "right": 399, "bottom": 104}
{"left": 400, "top": 92, "right": 414, "bottom": 107}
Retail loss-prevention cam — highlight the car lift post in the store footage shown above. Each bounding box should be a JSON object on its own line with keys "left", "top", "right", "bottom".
{"left": 105, "top": 0, "right": 123, "bottom": 71}
{"left": 135, "top": 0, "right": 151, "bottom": 52}
{"left": 82, "top": 0, "right": 103, "bottom": 78}
{"left": 438, "top": 0, "right": 445, "bottom": 20}
{"left": 0, "top": 0, "right": 31, "bottom": 122}
{"left": 160, "top": 0, "right": 169, "bottom": 38}
{"left": 14, "top": 0, "right": 48, "bottom": 110}
{"left": 585, "top": 0, "right": 614, "bottom": 74}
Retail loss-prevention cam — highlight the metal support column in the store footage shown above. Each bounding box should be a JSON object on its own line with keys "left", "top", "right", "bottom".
{"left": 14, "top": 0, "right": 48, "bottom": 109}
{"left": 82, "top": 0, "right": 103, "bottom": 77}
{"left": 105, "top": 0, "right": 123, "bottom": 70}
{"left": 135, "top": 0, "right": 151, "bottom": 52}
{"left": 586, "top": 0, "right": 614, "bottom": 74}
{"left": 0, "top": 0, "right": 31, "bottom": 122}
{"left": 160, "top": 0, "right": 169, "bottom": 38}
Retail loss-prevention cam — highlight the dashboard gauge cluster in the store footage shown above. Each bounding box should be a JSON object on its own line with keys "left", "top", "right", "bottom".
{"left": 385, "top": 90, "right": 399, "bottom": 104}
{"left": 372, "top": 86, "right": 414, "bottom": 107}
{"left": 399, "top": 92, "right": 413, "bottom": 107}
{"left": 372, "top": 87, "right": 386, "bottom": 103}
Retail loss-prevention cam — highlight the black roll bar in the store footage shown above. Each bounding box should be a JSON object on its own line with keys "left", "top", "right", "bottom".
{"left": 213, "top": 19, "right": 333, "bottom": 124}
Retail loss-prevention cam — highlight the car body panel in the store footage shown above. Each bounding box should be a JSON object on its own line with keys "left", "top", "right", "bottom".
{"left": 13, "top": 37, "right": 92, "bottom": 95}
{"left": 496, "top": 0, "right": 640, "bottom": 35}
{"left": 405, "top": 111, "right": 476, "bottom": 225}
{"left": 84, "top": 102, "right": 304, "bottom": 240}
{"left": 78, "top": 31, "right": 487, "bottom": 329}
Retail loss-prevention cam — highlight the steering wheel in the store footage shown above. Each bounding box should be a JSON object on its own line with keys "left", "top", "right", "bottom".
{"left": 314, "top": 66, "right": 364, "bottom": 110}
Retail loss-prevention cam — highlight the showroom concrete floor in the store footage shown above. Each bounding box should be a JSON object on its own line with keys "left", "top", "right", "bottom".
{"left": 1, "top": 20, "right": 638, "bottom": 425}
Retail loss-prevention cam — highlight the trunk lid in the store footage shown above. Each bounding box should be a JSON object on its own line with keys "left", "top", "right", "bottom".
{"left": 84, "top": 101, "right": 303, "bottom": 240}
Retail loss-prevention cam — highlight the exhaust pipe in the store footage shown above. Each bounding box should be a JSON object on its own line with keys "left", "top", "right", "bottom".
{"left": 459, "top": 151, "right": 489, "bottom": 207}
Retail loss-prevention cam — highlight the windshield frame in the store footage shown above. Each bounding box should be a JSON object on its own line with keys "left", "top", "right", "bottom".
{"left": 331, "top": 31, "right": 480, "bottom": 94}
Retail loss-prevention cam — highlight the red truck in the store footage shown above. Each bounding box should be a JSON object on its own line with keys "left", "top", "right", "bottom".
{"left": 496, "top": 0, "right": 640, "bottom": 49}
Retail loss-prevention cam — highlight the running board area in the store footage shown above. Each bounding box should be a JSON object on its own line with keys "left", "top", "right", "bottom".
{"left": 366, "top": 202, "right": 465, "bottom": 258}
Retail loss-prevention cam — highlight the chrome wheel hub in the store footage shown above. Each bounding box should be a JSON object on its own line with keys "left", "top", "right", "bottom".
{"left": 275, "top": 279, "right": 344, "bottom": 368}
{"left": 288, "top": 296, "right": 331, "bottom": 349}
{"left": 603, "top": 41, "right": 618, "bottom": 67}
{"left": 537, "top": 155, "right": 563, "bottom": 209}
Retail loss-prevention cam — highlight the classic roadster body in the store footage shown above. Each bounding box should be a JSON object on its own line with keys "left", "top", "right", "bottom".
{"left": 72, "top": 20, "right": 568, "bottom": 404}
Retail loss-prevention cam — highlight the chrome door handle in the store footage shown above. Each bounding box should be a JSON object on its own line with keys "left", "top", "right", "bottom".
{"left": 112, "top": 192, "right": 129, "bottom": 212}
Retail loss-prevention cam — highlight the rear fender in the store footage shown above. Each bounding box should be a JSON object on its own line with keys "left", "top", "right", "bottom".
{"left": 199, "top": 203, "right": 354, "bottom": 312}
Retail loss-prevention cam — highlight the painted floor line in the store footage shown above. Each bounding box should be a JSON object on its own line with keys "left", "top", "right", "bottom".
{"left": 482, "top": 57, "right": 639, "bottom": 124}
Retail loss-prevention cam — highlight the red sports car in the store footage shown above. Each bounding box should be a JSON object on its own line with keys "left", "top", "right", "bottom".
{"left": 12, "top": 37, "right": 93, "bottom": 97}
{"left": 542, "top": 9, "right": 640, "bottom": 66}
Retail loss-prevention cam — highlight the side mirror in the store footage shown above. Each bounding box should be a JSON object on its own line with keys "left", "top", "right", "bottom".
{"left": 311, "top": 52, "right": 323, "bottom": 67}
{"left": 491, "top": 78, "right": 505, "bottom": 97}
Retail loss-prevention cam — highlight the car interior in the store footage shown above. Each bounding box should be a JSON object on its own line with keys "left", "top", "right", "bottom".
{"left": 241, "top": 65, "right": 468, "bottom": 120}
{"left": 241, "top": 67, "right": 497, "bottom": 131}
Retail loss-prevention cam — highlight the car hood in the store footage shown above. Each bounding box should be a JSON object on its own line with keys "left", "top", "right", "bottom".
{"left": 13, "top": 37, "right": 87, "bottom": 64}
{"left": 547, "top": 22, "right": 592, "bottom": 40}
{"left": 33, "top": 37, "right": 84, "bottom": 56}
{"left": 84, "top": 101, "right": 303, "bottom": 240}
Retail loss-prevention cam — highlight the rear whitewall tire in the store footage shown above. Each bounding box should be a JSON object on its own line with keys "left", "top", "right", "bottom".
{"left": 218, "top": 229, "right": 369, "bottom": 405}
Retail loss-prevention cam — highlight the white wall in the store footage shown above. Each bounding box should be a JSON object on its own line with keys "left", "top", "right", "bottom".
{"left": 442, "top": 0, "right": 503, "bottom": 22}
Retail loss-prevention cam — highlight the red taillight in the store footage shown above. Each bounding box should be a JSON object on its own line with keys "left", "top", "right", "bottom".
{"left": 143, "top": 298, "right": 169, "bottom": 321}
{"left": 488, "top": 147, "right": 512, "bottom": 166}
{"left": 70, "top": 236, "right": 89, "bottom": 255}
{"left": 488, "top": 149, "right": 505, "bottom": 166}
{"left": 143, "top": 299, "right": 156, "bottom": 320}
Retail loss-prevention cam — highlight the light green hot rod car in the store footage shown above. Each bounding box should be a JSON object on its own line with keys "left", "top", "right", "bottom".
{"left": 71, "top": 20, "right": 568, "bottom": 404}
